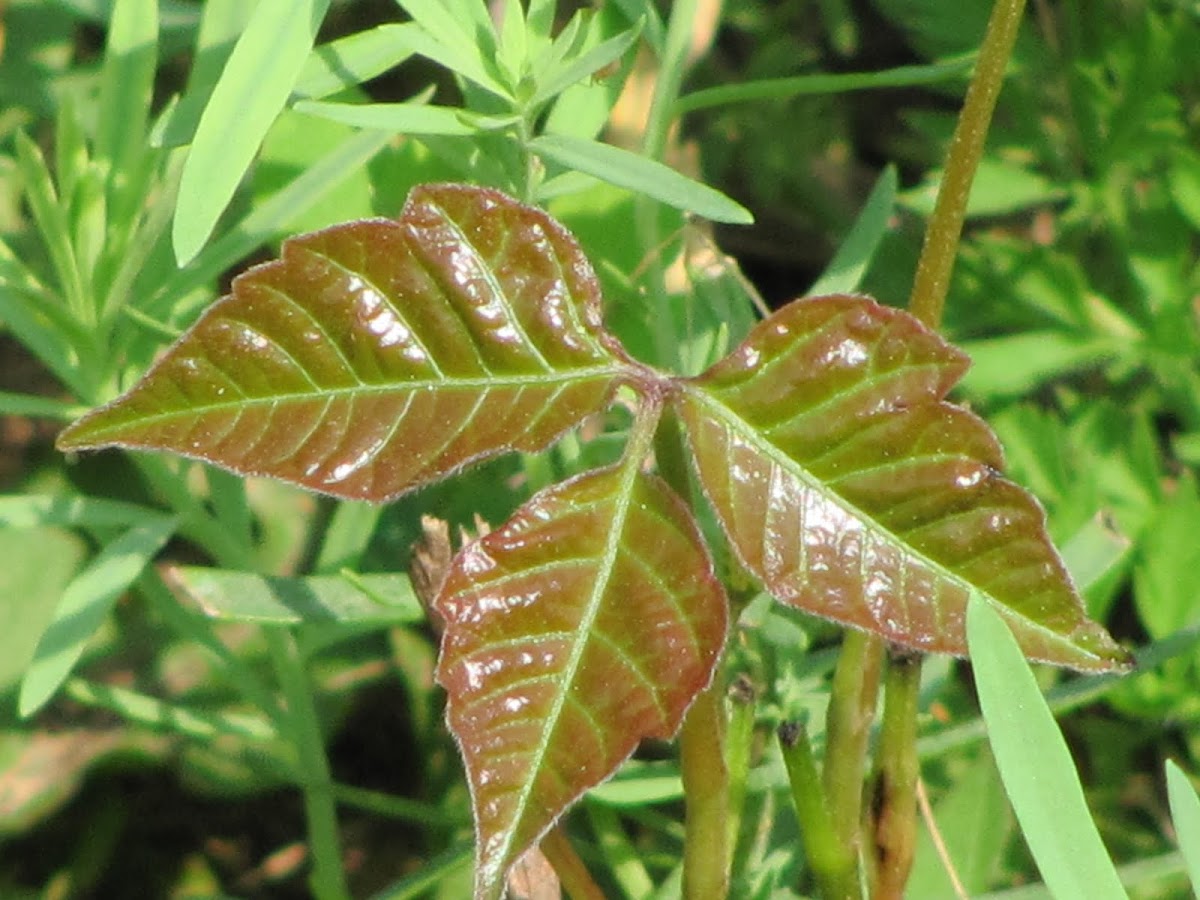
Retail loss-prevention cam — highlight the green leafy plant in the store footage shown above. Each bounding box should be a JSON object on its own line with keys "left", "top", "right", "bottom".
{"left": 6, "top": 0, "right": 1199, "bottom": 898}
{"left": 58, "top": 178, "right": 1128, "bottom": 896}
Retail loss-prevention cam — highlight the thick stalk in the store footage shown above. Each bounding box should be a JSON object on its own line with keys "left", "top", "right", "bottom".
{"left": 647, "top": 403, "right": 733, "bottom": 897}
{"left": 867, "top": 653, "right": 922, "bottom": 899}
{"left": 266, "top": 629, "right": 350, "bottom": 900}
{"left": 822, "top": 630, "right": 884, "bottom": 875}
{"left": 680, "top": 678, "right": 731, "bottom": 899}
{"left": 779, "top": 722, "right": 859, "bottom": 900}
{"left": 908, "top": 0, "right": 1030, "bottom": 327}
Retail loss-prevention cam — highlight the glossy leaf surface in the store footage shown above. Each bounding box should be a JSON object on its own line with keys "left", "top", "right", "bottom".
{"left": 60, "top": 184, "right": 632, "bottom": 501}
{"left": 676, "top": 294, "right": 1129, "bottom": 672}
{"left": 435, "top": 464, "right": 728, "bottom": 900}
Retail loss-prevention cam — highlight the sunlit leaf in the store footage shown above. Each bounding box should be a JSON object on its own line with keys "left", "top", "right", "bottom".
{"left": 435, "top": 464, "right": 729, "bottom": 900}
{"left": 968, "top": 594, "right": 1128, "bottom": 899}
{"left": 675, "top": 294, "right": 1130, "bottom": 672}
{"left": 59, "top": 184, "right": 633, "bottom": 502}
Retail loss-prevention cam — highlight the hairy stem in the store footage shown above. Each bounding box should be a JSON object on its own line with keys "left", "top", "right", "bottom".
{"left": 266, "top": 629, "right": 350, "bottom": 900}
{"left": 908, "top": 0, "right": 1030, "bottom": 328}
{"left": 823, "top": 631, "right": 884, "bottom": 873}
{"left": 867, "top": 653, "right": 923, "bottom": 899}
{"left": 779, "top": 722, "right": 859, "bottom": 900}
{"left": 680, "top": 678, "right": 731, "bottom": 899}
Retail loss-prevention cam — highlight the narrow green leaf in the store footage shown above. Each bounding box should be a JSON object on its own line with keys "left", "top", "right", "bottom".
{"left": 807, "top": 165, "right": 896, "bottom": 296}
{"left": 967, "top": 593, "right": 1128, "bottom": 900}
{"left": 496, "top": 0, "right": 527, "bottom": 86}
{"left": 292, "top": 23, "right": 420, "bottom": 101}
{"left": 64, "top": 677, "right": 276, "bottom": 742}
{"left": 530, "top": 133, "right": 754, "bottom": 224}
{"left": 172, "top": 0, "right": 331, "bottom": 265}
{"left": 676, "top": 295, "right": 1130, "bottom": 672}
{"left": 1165, "top": 760, "right": 1200, "bottom": 893}
{"left": 63, "top": 185, "right": 634, "bottom": 502}
{"left": 395, "top": 0, "right": 510, "bottom": 98}
{"left": 153, "top": 128, "right": 393, "bottom": 316}
{"left": 608, "top": 0, "right": 665, "bottom": 52}
{"left": 0, "top": 280, "right": 92, "bottom": 400}
{"left": 95, "top": 0, "right": 158, "bottom": 192}
{"left": 0, "top": 391, "right": 85, "bottom": 420}
{"left": 294, "top": 99, "right": 477, "bottom": 135}
{"left": 674, "top": 54, "right": 975, "bottom": 115}
{"left": 18, "top": 515, "right": 178, "bottom": 717}
{"left": 152, "top": 0, "right": 255, "bottom": 149}
{"left": 13, "top": 131, "right": 87, "bottom": 315}
{"left": 530, "top": 22, "right": 641, "bottom": 108}
{"left": 435, "top": 464, "right": 729, "bottom": 899}
{"left": 0, "top": 495, "right": 170, "bottom": 530}
{"left": 163, "top": 567, "right": 422, "bottom": 625}
{"left": 313, "top": 501, "right": 382, "bottom": 573}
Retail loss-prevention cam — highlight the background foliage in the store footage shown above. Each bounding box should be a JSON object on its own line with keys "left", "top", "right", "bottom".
{"left": 0, "top": 0, "right": 1198, "bottom": 898}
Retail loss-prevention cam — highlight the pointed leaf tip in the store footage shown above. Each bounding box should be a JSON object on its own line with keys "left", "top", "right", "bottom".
{"left": 434, "top": 465, "right": 729, "bottom": 898}
{"left": 677, "top": 293, "right": 1129, "bottom": 673}
{"left": 60, "top": 184, "right": 635, "bottom": 501}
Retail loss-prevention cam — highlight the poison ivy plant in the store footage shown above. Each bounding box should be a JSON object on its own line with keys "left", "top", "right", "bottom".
{"left": 57, "top": 183, "right": 1131, "bottom": 899}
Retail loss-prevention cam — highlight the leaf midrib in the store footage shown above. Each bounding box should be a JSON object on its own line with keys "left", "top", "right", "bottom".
{"left": 681, "top": 386, "right": 1099, "bottom": 663}
{"left": 487, "top": 461, "right": 644, "bottom": 887}
{"left": 65, "top": 365, "right": 627, "bottom": 445}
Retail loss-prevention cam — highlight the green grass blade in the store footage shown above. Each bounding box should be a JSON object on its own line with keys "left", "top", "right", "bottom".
{"left": 394, "top": 0, "right": 509, "bottom": 98}
{"left": 0, "top": 495, "right": 170, "bottom": 530}
{"left": 13, "top": 131, "right": 88, "bottom": 318}
{"left": 530, "top": 133, "right": 753, "bottom": 224}
{"left": 675, "top": 54, "right": 975, "bottom": 115}
{"left": 18, "top": 515, "right": 179, "bottom": 717}
{"left": 807, "top": 164, "right": 897, "bottom": 296}
{"left": 164, "top": 567, "right": 423, "bottom": 625}
{"left": 293, "top": 99, "right": 476, "bottom": 135}
{"left": 1165, "top": 760, "right": 1200, "bottom": 892}
{"left": 292, "top": 23, "right": 420, "bottom": 100}
{"left": 154, "top": 128, "right": 391, "bottom": 317}
{"left": 530, "top": 21, "right": 641, "bottom": 108}
{"left": 95, "top": 0, "right": 158, "bottom": 196}
{"left": 63, "top": 677, "right": 277, "bottom": 742}
{"left": 0, "top": 391, "right": 86, "bottom": 420}
{"left": 172, "top": 0, "right": 331, "bottom": 265}
{"left": 967, "top": 593, "right": 1129, "bottom": 900}
{"left": 153, "top": 0, "right": 255, "bottom": 149}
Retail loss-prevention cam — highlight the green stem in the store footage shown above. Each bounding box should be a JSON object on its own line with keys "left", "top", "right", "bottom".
{"left": 822, "top": 631, "right": 884, "bottom": 874}
{"left": 907, "top": 0, "right": 1029, "bottom": 329}
{"left": 680, "top": 678, "right": 731, "bottom": 899}
{"left": 266, "top": 629, "right": 350, "bottom": 900}
{"left": 866, "top": 653, "right": 922, "bottom": 900}
{"left": 725, "top": 675, "right": 757, "bottom": 860}
{"left": 646, "top": 405, "right": 733, "bottom": 898}
{"left": 778, "top": 722, "right": 859, "bottom": 900}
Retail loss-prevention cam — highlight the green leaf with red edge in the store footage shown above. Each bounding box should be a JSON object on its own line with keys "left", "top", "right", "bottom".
{"left": 674, "top": 294, "right": 1131, "bottom": 673}
{"left": 434, "top": 461, "right": 729, "bottom": 900}
{"left": 57, "top": 184, "right": 634, "bottom": 501}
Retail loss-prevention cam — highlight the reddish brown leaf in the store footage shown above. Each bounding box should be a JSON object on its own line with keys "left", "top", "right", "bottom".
{"left": 675, "top": 294, "right": 1130, "bottom": 673}
{"left": 58, "top": 185, "right": 633, "bottom": 501}
{"left": 435, "top": 464, "right": 728, "bottom": 899}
